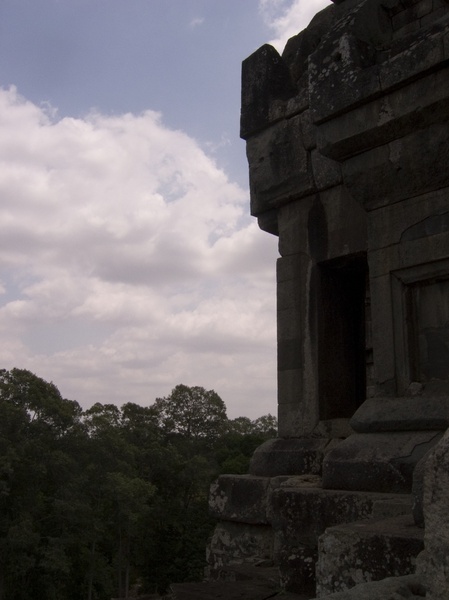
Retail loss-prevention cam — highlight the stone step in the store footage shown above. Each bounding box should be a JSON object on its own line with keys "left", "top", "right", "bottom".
{"left": 315, "top": 514, "right": 424, "bottom": 597}
{"left": 208, "top": 476, "right": 413, "bottom": 595}
{"left": 269, "top": 486, "right": 412, "bottom": 594}
{"left": 169, "top": 580, "right": 310, "bottom": 600}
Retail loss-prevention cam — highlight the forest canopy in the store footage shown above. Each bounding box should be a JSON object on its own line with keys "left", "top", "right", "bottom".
{"left": 0, "top": 368, "right": 276, "bottom": 600}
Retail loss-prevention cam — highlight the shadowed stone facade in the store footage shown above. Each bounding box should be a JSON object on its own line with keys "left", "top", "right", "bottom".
{"left": 207, "top": 0, "right": 449, "bottom": 597}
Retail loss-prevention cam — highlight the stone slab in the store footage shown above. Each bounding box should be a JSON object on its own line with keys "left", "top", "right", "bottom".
{"left": 268, "top": 487, "right": 405, "bottom": 546}
{"left": 170, "top": 580, "right": 278, "bottom": 600}
{"left": 269, "top": 487, "right": 407, "bottom": 594}
{"left": 322, "top": 431, "right": 442, "bottom": 493}
{"left": 310, "top": 574, "right": 425, "bottom": 599}
{"left": 316, "top": 515, "right": 424, "bottom": 596}
{"left": 249, "top": 438, "right": 332, "bottom": 477}
{"left": 206, "top": 521, "right": 274, "bottom": 581}
{"left": 246, "top": 115, "right": 315, "bottom": 217}
{"left": 350, "top": 397, "right": 449, "bottom": 433}
{"left": 209, "top": 475, "right": 271, "bottom": 524}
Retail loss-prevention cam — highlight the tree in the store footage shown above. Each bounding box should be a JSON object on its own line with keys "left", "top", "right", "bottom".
{"left": 153, "top": 384, "right": 228, "bottom": 443}
{"left": 0, "top": 368, "right": 85, "bottom": 600}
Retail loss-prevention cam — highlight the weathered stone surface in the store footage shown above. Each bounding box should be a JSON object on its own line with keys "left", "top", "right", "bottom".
{"left": 209, "top": 475, "right": 271, "bottom": 524}
{"left": 322, "top": 431, "right": 442, "bottom": 493}
{"left": 371, "top": 495, "right": 412, "bottom": 519}
{"left": 417, "top": 428, "right": 449, "bottom": 600}
{"left": 240, "top": 44, "right": 295, "bottom": 139}
{"left": 269, "top": 487, "right": 407, "bottom": 593}
{"left": 310, "top": 574, "right": 425, "bottom": 599}
{"left": 276, "top": 543, "right": 317, "bottom": 595}
{"left": 268, "top": 487, "right": 405, "bottom": 545}
{"left": 246, "top": 116, "right": 315, "bottom": 216}
{"left": 350, "top": 397, "right": 449, "bottom": 433}
{"left": 342, "top": 122, "right": 449, "bottom": 211}
{"left": 169, "top": 579, "right": 278, "bottom": 600}
{"left": 316, "top": 515, "right": 424, "bottom": 596}
{"left": 206, "top": 521, "right": 273, "bottom": 580}
{"left": 312, "top": 418, "right": 354, "bottom": 439}
{"left": 281, "top": 4, "right": 336, "bottom": 88}
{"left": 249, "top": 438, "right": 331, "bottom": 477}
{"left": 316, "top": 66, "right": 449, "bottom": 161}
{"left": 311, "top": 149, "right": 342, "bottom": 191}
{"left": 411, "top": 452, "right": 429, "bottom": 527}
{"left": 229, "top": 1, "right": 449, "bottom": 596}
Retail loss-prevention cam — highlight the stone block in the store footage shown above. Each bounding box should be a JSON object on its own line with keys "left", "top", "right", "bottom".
{"left": 369, "top": 273, "right": 396, "bottom": 391}
{"left": 269, "top": 487, "right": 406, "bottom": 593}
{"left": 278, "top": 338, "right": 302, "bottom": 372}
{"left": 371, "top": 495, "right": 412, "bottom": 519}
{"left": 310, "top": 574, "right": 425, "bottom": 599}
{"left": 309, "top": 22, "right": 382, "bottom": 123}
{"left": 342, "top": 122, "right": 449, "bottom": 211}
{"left": 277, "top": 308, "right": 301, "bottom": 343}
{"left": 311, "top": 149, "right": 342, "bottom": 191}
{"left": 281, "top": 3, "right": 336, "bottom": 87}
{"left": 268, "top": 487, "right": 404, "bottom": 546}
{"left": 209, "top": 475, "right": 271, "bottom": 524}
{"left": 206, "top": 521, "right": 274, "bottom": 580}
{"left": 300, "top": 109, "right": 316, "bottom": 151}
{"left": 350, "top": 397, "right": 449, "bottom": 432}
{"left": 240, "top": 44, "right": 295, "bottom": 139}
{"left": 380, "top": 22, "right": 445, "bottom": 91}
{"left": 411, "top": 452, "right": 429, "bottom": 527}
{"left": 312, "top": 418, "right": 354, "bottom": 439}
{"left": 276, "top": 542, "right": 317, "bottom": 594}
{"left": 277, "top": 401, "right": 319, "bottom": 438}
{"left": 322, "top": 431, "right": 443, "bottom": 493}
{"left": 249, "top": 438, "right": 330, "bottom": 477}
{"left": 368, "top": 187, "right": 449, "bottom": 254}
{"left": 417, "top": 428, "right": 449, "bottom": 600}
{"left": 315, "top": 515, "right": 424, "bottom": 597}
{"left": 320, "top": 186, "right": 367, "bottom": 262}
{"left": 277, "top": 195, "right": 315, "bottom": 257}
{"left": 246, "top": 116, "right": 315, "bottom": 217}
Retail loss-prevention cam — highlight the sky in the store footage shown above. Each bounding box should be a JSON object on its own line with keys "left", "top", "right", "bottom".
{"left": 0, "top": 0, "right": 331, "bottom": 419}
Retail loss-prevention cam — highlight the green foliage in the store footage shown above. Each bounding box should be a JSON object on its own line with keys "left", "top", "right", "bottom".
{"left": 153, "top": 384, "right": 228, "bottom": 443}
{"left": 0, "top": 371, "right": 277, "bottom": 599}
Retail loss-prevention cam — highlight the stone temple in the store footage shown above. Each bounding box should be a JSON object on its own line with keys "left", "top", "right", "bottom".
{"left": 205, "top": 0, "right": 449, "bottom": 598}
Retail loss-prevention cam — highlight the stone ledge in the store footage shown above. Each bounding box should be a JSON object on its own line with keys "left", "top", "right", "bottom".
{"left": 350, "top": 397, "right": 449, "bottom": 432}
{"left": 316, "top": 515, "right": 424, "bottom": 596}
{"left": 310, "top": 574, "right": 425, "bottom": 599}
{"left": 249, "top": 437, "right": 333, "bottom": 477}
{"left": 322, "top": 431, "right": 442, "bottom": 493}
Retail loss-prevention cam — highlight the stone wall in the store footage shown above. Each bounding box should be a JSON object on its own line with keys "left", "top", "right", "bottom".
{"left": 208, "top": 0, "right": 449, "bottom": 596}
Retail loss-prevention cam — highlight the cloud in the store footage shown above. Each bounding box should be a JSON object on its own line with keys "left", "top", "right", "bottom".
{"left": 0, "top": 86, "right": 278, "bottom": 418}
{"left": 189, "top": 16, "right": 205, "bottom": 29}
{"left": 259, "top": 0, "right": 332, "bottom": 52}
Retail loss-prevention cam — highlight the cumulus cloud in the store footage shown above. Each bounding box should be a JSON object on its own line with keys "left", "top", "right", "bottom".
{"left": 259, "top": 0, "right": 332, "bottom": 52}
{"left": 0, "top": 86, "right": 278, "bottom": 418}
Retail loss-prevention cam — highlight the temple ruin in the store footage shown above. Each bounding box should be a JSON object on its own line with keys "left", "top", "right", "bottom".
{"left": 206, "top": 0, "right": 449, "bottom": 597}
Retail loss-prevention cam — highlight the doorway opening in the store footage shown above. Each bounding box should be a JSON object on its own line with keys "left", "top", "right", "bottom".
{"left": 318, "top": 254, "right": 369, "bottom": 420}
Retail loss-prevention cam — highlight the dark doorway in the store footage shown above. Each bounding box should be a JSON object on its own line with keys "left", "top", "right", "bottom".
{"left": 318, "top": 254, "right": 368, "bottom": 420}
